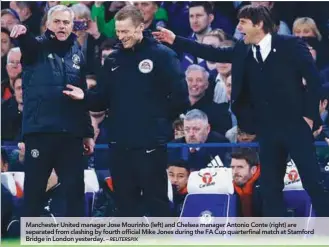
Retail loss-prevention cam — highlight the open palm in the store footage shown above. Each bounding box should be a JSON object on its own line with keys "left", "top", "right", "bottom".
{"left": 63, "top": 84, "right": 84, "bottom": 100}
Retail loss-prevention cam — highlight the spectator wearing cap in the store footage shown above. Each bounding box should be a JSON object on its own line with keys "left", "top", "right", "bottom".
{"left": 233, "top": 1, "right": 291, "bottom": 40}
{"left": 70, "top": 3, "right": 107, "bottom": 75}
{"left": 10, "top": 1, "right": 42, "bottom": 36}
{"left": 1, "top": 74, "right": 23, "bottom": 141}
{"left": 133, "top": 2, "right": 167, "bottom": 32}
{"left": 167, "top": 159, "right": 191, "bottom": 216}
{"left": 1, "top": 9, "right": 20, "bottom": 32}
{"left": 230, "top": 148, "right": 262, "bottom": 217}
{"left": 1, "top": 47, "right": 21, "bottom": 102}
{"left": 185, "top": 64, "right": 232, "bottom": 136}
{"left": 170, "top": 109, "right": 229, "bottom": 171}
{"left": 1, "top": 27, "right": 14, "bottom": 83}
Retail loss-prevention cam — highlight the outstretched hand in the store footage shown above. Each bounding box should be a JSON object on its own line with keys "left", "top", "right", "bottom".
{"left": 152, "top": 27, "right": 176, "bottom": 45}
{"left": 63, "top": 84, "right": 85, "bottom": 100}
{"left": 10, "top": 24, "right": 27, "bottom": 38}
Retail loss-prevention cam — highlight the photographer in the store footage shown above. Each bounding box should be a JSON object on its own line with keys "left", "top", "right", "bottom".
{"left": 70, "top": 3, "right": 107, "bottom": 74}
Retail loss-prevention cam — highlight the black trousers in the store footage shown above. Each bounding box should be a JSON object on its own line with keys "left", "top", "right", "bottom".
{"left": 259, "top": 119, "right": 329, "bottom": 216}
{"left": 109, "top": 145, "right": 171, "bottom": 217}
{"left": 23, "top": 133, "right": 85, "bottom": 217}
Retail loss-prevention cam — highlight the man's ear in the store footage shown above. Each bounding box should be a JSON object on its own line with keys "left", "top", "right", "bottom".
{"left": 206, "top": 123, "right": 211, "bottom": 134}
{"left": 255, "top": 21, "right": 264, "bottom": 31}
{"left": 208, "top": 14, "right": 214, "bottom": 24}
{"left": 250, "top": 165, "right": 257, "bottom": 175}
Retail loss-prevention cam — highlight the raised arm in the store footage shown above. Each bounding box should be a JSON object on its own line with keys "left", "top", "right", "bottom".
{"left": 153, "top": 27, "right": 234, "bottom": 63}
{"left": 10, "top": 25, "right": 40, "bottom": 65}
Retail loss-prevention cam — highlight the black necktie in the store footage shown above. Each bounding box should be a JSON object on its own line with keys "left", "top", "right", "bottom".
{"left": 254, "top": 45, "right": 263, "bottom": 64}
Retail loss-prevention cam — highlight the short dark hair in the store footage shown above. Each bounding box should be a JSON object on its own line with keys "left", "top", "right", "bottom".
{"left": 168, "top": 159, "right": 190, "bottom": 171}
{"left": 100, "top": 39, "right": 117, "bottom": 53}
{"left": 86, "top": 74, "right": 96, "bottom": 81}
{"left": 114, "top": 5, "right": 144, "bottom": 27}
{"left": 1, "top": 148, "right": 9, "bottom": 165}
{"left": 1, "top": 27, "right": 10, "bottom": 36}
{"left": 231, "top": 148, "right": 259, "bottom": 168}
{"left": 189, "top": 2, "right": 214, "bottom": 15}
{"left": 237, "top": 5, "right": 276, "bottom": 34}
{"left": 172, "top": 118, "right": 184, "bottom": 130}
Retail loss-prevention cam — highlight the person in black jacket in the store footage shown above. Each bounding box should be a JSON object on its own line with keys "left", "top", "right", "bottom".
{"left": 10, "top": 5, "right": 94, "bottom": 217}
{"left": 63, "top": 5, "right": 189, "bottom": 217}
{"left": 154, "top": 5, "right": 329, "bottom": 217}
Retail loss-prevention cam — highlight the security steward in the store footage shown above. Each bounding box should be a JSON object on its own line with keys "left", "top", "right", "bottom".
{"left": 10, "top": 5, "right": 94, "bottom": 217}
{"left": 64, "top": 5, "right": 190, "bottom": 217}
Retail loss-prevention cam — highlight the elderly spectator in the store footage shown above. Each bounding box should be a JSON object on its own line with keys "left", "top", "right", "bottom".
{"left": 170, "top": 109, "right": 229, "bottom": 170}
{"left": 185, "top": 64, "right": 232, "bottom": 135}
{"left": 1, "top": 47, "right": 21, "bottom": 101}
{"left": 133, "top": 2, "right": 167, "bottom": 31}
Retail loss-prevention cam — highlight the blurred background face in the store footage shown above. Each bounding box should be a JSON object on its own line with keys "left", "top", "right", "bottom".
{"left": 6, "top": 51, "right": 22, "bottom": 81}
{"left": 73, "top": 17, "right": 89, "bottom": 38}
{"left": 186, "top": 70, "right": 208, "bottom": 98}
{"left": 86, "top": 77, "right": 96, "bottom": 90}
{"left": 293, "top": 24, "right": 316, "bottom": 38}
{"left": 47, "top": 10, "right": 73, "bottom": 41}
{"left": 167, "top": 166, "right": 189, "bottom": 191}
{"left": 116, "top": 18, "right": 143, "bottom": 49}
{"left": 133, "top": 2, "right": 157, "bottom": 25}
{"left": 184, "top": 119, "right": 210, "bottom": 144}
{"left": 14, "top": 78, "right": 23, "bottom": 105}
{"left": 231, "top": 158, "right": 255, "bottom": 186}
{"left": 251, "top": 1, "right": 274, "bottom": 9}
{"left": 237, "top": 128, "right": 256, "bottom": 143}
{"left": 189, "top": 6, "right": 212, "bottom": 34}
{"left": 1, "top": 13, "right": 19, "bottom": 32}
{"left": 1, "top": 31, "right": 11, "bottom": 57}
{"left": 225, "top": 76, "right": 232, "bottom": 101}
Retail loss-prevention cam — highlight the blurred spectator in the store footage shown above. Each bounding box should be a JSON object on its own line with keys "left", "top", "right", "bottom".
{"left": 1, "top": 9, "right": 20, "bottom": 32}
{"left": 167, "top": 159, "right": 190, "bottom": 216}
{"left": 40, "top": 13, "right": 47, "bottom": 34}
{"left": 9, "top": 1, "right": 41, "bottom": 36}
{"left": 231, "top": 147, "right": 262, "bottom": 217}
{"left": 234, "top": 1, "right": 291, "bottom": 40}
{"left": 91, "top": 1, "right": 128, "bottom": 38}
{"left": 181, "top": 2, "right": 214, "bottom": 71}
{"left": 293, "top": 17, "right": 329, "bottom": 70}
{"left": 70, "top": 3, "right": 107, "bottom": 74}
{"left": 293, "top": 17, "right": 322, "bottom": 41}
{"left": 1, "top": 74, "right": 23, "bottom": 141}
{"left": 170, "top": 109, "right": 229, "bottom": 170}
{"left": 43, "top": 1, "right": 61, "bottom": 13}
{"left": 1, "top": 148, "right": 10, "bottom": 172}
{"left": 133, "top": 2, "right": 167, "bottom": 31}
{"left": 185, "top": 64, "right": 232, "bottom": 135}
{"left": 1, "top": 47, "right": 22, "bottom": 102}
{"left": 313, "top": 89, "right": 329, "bottom": 141}
{"left": 99, "top": 38, "right": 116, "bottom": 66}
{"left": 172, "top": 117, "right": 184, "bottom": 139}
{"left": 1, "top": 27, "right": 13, "bottom": 83}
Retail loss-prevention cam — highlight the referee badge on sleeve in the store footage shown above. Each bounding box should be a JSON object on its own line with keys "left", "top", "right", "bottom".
{"left": 139, "top": 59, "right": 153, "bottom": 74}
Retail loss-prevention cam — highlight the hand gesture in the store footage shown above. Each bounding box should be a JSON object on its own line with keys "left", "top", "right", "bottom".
{"left": 152, "top": 27, "right": 176, "bottom": 45}
{"left": 83, "top": 137, "right": 95, "bottom": 155}
{"left": 86, "top": 19, "right": 100, "bottom": 39}
{"left": 10, "top": 25, "right": 27, "bottom": 38}
{"left": 63, "top": 84, "right": 85, "bottom": 100}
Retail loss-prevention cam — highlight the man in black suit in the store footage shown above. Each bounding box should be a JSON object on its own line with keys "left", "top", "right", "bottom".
{"left": 154, "top": 5, "right": 329, "bottom": 216}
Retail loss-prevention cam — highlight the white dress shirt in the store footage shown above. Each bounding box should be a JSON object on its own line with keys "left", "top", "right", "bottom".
{"left": 252, "top": 33, "right": 272, "bottom": 62}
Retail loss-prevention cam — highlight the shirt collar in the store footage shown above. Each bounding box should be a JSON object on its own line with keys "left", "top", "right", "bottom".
{"left": 255, "top": 33, "right": 272, "bottom": 51}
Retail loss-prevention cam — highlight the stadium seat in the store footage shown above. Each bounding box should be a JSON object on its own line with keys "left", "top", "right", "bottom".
{"left": 180, "top": 194, "right": 238, "bottom": 217}
{"left": 187, "top": 167, "right": 234, "bottom": 194}
{"left": 283, "top": 190, "right": 315, "bottom": 217}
